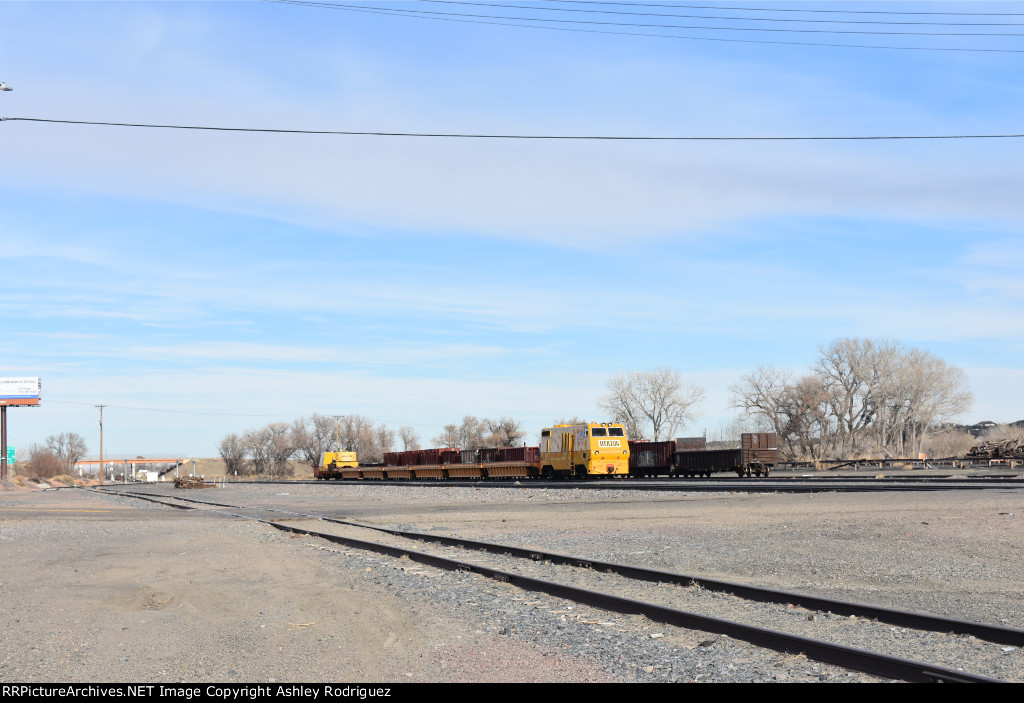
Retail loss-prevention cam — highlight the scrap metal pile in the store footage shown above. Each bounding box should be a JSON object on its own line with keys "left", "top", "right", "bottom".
{"left": 967, "top": 436, "right": 1024, "bottom": 460}
{"left": 173, "top": 475, "right": 214, "bottom": 489}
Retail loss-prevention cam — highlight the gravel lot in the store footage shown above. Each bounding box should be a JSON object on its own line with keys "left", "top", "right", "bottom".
{"left": 1, "top": 480, "right": 1021, "bottom": 683}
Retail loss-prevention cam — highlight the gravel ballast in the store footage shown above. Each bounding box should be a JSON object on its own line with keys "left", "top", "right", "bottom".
{"left": 1, "top": 481, "right": 1020, "bottom": 682}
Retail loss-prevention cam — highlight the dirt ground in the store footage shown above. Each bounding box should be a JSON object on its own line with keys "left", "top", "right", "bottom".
{"left": 0, "top": 487, "right": 613, "bottom": 683}
{"left": 1, "top": 481, "right": 1021, "bottom": 683}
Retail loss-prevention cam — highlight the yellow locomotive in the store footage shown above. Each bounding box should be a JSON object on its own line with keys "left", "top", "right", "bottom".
{"left": 538, "top": 422, "right": 630, "bottom": 477}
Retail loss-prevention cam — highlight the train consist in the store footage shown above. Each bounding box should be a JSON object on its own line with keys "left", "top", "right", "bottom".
{"left": 315, "top": 423, "right": 779, "bottom": 480}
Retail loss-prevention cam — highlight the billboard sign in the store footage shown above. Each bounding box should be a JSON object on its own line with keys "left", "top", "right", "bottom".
{"left": 0, "top": 377, "right": 41, "bottom": 406}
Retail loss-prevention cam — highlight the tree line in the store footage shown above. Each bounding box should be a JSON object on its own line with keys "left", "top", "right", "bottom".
{"left": 219, "top": 414, "right": 421, "bottom": 477}
{"left": 594, "top": 338, "right": 978, "bottom": 461}
{"left": 431, "top": 416, "right": 526, "bottom": 449}
{"left": 730, "top": 338, "right": 974, "bottom": 460}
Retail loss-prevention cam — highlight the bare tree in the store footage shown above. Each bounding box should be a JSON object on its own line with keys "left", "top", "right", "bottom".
{"left": 730, "top": 366, "right": 792, "bottom": 442}
{"left": 265, "top": 422, "right": 295, "bottom": 476}
{"left": 45, "top": 432, "right": 88, "bottom": 473}
{"left": 600, "top": 368, "right": 705, "bottom": 441}
{"left": 432, "top": 424, "right": 459, "bottom": 448}
{"left": 376, "top": 425, "right": 395, "bottom": 456}
{"left": 781, "top": 375, "right": 836, "bottom": 460}
{"left": 292, "top": 414, "right": 336, "bottom": 467}
{"left": 398, "top": 426, "right": 420, "bottom": 451}
{"left": 486, "top": 416, "right": 526, "bottom": 447}
{"left": 218, "top": 433, "right": 247, "bottom": 475}
{"left": 242, "top": 423, "right": 294, "bottom": 477}
{"left": 430, "top": 416, "right": 525, "bottom": 449}
{"left": 243, "top": 427, "right": 272, "bottom": 475}
{"left": 338, "top": 415, "right": 386, "bottom": 462}
{"left": 893, "top": 347, "right": 973, "bottom": 456}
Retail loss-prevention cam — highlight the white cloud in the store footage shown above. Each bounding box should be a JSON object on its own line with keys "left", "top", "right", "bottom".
{"left": 5, "top": 7, "right": 1024, "bottom": 249}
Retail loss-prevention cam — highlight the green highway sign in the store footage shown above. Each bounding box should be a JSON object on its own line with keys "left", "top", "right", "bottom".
{"left": 6, "top": 446, "right": 13, "bottom": 464}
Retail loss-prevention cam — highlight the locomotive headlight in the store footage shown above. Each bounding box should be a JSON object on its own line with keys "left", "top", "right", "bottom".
{"left": 622, "top": 450, "right": 627, "bottom": 454}
{"left": 594, "top": 451, "right": 600, "bottom": 455}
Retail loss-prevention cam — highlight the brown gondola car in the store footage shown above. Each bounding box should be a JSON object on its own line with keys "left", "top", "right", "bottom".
{"left": 627, "top": 440, "right": 676, "bottom": 477}
{"left": 672, "top": 433, "right": 779, "bottom": 477}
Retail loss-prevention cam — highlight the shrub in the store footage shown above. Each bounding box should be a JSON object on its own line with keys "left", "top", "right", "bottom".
{"left": 21, "top": 444, "right": 64, "bottom": 479}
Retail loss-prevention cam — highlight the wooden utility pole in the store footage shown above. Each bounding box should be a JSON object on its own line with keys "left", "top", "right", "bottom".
{"left": 332, "top": 415, "right": 343, "bottom": 452}
{"left": 1, "top": 406, "right": 7, "bottom": 481}
{"left": 96, "top": 405, "right": 105, "bottom": 485}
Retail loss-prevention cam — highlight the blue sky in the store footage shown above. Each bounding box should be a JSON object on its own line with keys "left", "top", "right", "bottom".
{"left": 2, "top": 1, "right": 1023, "bottom": 458}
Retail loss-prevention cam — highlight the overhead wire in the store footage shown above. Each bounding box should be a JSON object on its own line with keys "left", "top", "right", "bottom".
{"left": 418, "top": 0, "right": 1024, "bottom": 27}
{"left": 46, "top": 400, "right": 443, "bottom": 430}
{"left": 542, "top": 0, "right": 1024, "bottom": 16}
{"left": 4, "top": 117, "right": 1023, "bottom": 141}
{"left": 48, "top": 400, "right": 283, "bottom": 418}
{"left": 262, "top": 0, "right": 1024, "bottom": 52}
{"left": 266, "top": 1, "right": 1024, "bottom": 36}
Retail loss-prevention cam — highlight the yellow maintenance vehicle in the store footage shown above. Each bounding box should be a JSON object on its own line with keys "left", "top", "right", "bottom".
{"left": 314, "top": 451, "right": 359, "bottom": 480}
{"left": 538, "top": 422, "right": 630, "bottom": 478}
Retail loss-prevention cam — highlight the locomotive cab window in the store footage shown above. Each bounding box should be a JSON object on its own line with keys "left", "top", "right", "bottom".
{"left": 591, "top": 427, "right": 607, "bottom": 437}
{"left": 608, "top": 427, "right": 624, "bottom": 436}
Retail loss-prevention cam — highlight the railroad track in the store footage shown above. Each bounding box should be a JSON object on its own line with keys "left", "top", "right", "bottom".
{"left": 90, "top": 486, "right": 1020, "bottom": 682}
{"left": 155, "top": 475, "right": 1024, "bottom": 494}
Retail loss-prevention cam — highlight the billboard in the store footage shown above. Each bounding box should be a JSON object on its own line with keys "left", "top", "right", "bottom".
{"left": 0, "top": 377, "right": 41, "bottom": 406}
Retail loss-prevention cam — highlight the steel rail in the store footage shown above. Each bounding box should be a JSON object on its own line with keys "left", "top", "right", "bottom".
{"left": 213, "top": 477, "right": 1024, "bottom": 494}
{"left": 254, "top": 515, "right": 1008, "bottom": 683}
{"left": 87, "top": 486, "right": 1008, "bottom": 682}
{"left": 96, "top": 486, "right": 1024, "bottom": 648}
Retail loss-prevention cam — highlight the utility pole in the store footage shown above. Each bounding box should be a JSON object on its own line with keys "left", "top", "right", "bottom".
{"left": 96, "top": 405, "right": 105, "bottom": 485}
{"left": 1, "top": 406, "right": 6, "bottom": 481}
{"left": 332, "top": 415, "right": 343, "bottom": 452}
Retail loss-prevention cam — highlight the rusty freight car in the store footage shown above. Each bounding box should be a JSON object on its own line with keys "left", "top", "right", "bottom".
{"left": 671, "top": 432, "right": 779, "bottom": 478}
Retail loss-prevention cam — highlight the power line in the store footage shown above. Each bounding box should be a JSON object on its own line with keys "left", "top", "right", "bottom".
{"left": 263, "top": 1, "right": 1024, "bottom": 52}
{"left": 542, "top": 0, "right": 1024, "bottom": 17}
{"left": 419, "top": 0, "right": 1024, "bottom": 27}
{"left": 49, "top": 400, "right": 281, "bottom": 418}
{"left": 4, "top": 117, "right": 1024, "bottom": 141}
{"left": 47, "top": 400, "right": 440, "bottom": 430}
{"left": 268, "top": 1, "right": 1024, "bottom": 36}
